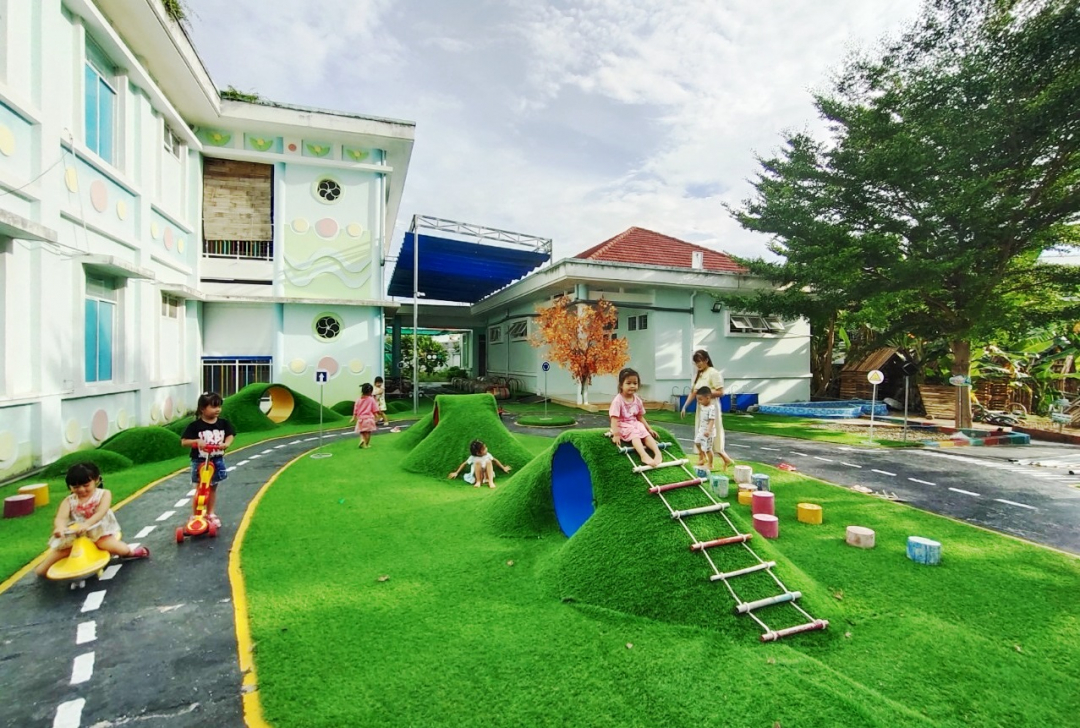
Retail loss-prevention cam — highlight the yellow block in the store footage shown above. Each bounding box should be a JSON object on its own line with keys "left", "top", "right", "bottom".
{"left": 797, "top": 502, "right": 822, "bottom": 524}
{"left": 738, "top": 489, "right": 753, "bottom": 506}
{"left": 18, "top": 483, "right": 49, "bottom": 508}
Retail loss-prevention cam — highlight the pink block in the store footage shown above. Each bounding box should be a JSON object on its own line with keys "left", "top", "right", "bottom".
{"left": 753, "top": 513, "right": 779, "bottom": 539}
{"left": 751, "top": 490, "right": 775, "bottom": 516}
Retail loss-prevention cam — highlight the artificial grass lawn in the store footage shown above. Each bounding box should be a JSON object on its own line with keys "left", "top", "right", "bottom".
{"left": 242, "top": 430, "right": 1080, "bottom": 727}
{"left": 0, "top": 421, "right": 352, "bottom": 581}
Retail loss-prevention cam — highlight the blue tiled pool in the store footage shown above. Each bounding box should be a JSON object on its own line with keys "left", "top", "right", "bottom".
{"left": 757, "top": 400, "right": 889, "bottom": 419}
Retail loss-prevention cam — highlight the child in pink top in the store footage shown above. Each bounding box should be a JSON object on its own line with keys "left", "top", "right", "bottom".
{"left": 608, "top": 367, "right": 662, "bottom": 467}
{"left": 350, "top": 383, "right": 379, "bottom": 448}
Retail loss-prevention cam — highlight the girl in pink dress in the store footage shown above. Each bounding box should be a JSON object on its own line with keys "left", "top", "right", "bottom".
{"left": 608, "top": 367, "right": 663, "bottom": 467}
{"left": 351, "top": 383, "right": 379, "bottom": 449}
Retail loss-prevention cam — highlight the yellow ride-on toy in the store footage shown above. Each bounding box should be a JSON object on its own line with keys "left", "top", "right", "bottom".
{"left": 176, "top": 443, "right": 222, "bottom": 543}
{"left": 46, "top": 528, "right": 113, "bottom": 590}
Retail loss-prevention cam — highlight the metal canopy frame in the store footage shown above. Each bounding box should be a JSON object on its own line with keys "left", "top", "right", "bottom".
{"left": 404, "top": 214, "right": 552, "bottom": 413}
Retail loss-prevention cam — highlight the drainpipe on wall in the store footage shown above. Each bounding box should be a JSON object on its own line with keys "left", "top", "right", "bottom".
{"left": 689, "top": 290, "right": 698, "bottom": 351}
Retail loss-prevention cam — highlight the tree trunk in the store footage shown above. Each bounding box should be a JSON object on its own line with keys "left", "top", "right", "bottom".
{"left": 951, "top": 339, "right": 972, "bottom": 429}
{"left": 812, "top": 314, "right": 837, "bottom": 398}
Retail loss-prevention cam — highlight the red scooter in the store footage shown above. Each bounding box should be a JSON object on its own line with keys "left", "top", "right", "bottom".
{"left": 176, "top": 443, "right": 222, "bottom": 543}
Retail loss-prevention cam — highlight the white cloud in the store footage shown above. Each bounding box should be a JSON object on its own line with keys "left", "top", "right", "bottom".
{"left": 183, "top": 0, "right": 923, "bottom": 263}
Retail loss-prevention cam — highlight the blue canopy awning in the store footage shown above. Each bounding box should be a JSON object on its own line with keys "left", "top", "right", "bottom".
{"left": 388, "top": 233, "right": 549, "bottom": 303}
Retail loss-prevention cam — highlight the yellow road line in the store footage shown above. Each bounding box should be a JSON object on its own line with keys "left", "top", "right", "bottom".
{"left": 230, "top": 450, "right": 310, "bottom": 728}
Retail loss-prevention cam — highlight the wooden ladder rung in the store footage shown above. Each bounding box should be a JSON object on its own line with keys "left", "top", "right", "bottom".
{"left": 691, "top": 532, "right": 750, "bottom": 551}
{"left": 649, "top": 478, "right": 703, "bottom": 494}
{"left": 672, "top": 503, "right": 728, "bottom": 519}
{"left": 735, "top": 590, "right": 802, "bottom": 614}
{"left": 760, "top": 619, "right": 829, "bottom": 642}
{"left": 633, "top": 458, "right": 688, "bottom": 473}
{"left": 709, "top": 560, "right": 775, "bottom": 582}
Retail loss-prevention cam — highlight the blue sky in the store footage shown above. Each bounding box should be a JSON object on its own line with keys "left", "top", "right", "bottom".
{"left": 182, "top": 0, "right": 923, "bottom": 262}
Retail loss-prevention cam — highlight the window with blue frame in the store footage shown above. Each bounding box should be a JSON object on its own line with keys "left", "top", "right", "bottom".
{"left": 84, "top": 37, "right": 116, "bottom": 164}
{"left": 85, "top": 276, "right": 116, "bottom": 382}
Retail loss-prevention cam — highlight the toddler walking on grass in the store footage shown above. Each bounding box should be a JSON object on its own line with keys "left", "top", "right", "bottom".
{"left": 351, "top": 383, "right": 379, "bottom": 448}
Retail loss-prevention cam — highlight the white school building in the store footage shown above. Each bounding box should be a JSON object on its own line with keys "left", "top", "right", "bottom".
{"left": 0, "top": 0, "right": 414, "bottom": 480}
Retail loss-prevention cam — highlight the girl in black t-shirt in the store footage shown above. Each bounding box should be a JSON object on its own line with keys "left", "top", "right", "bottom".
{"left": 180, "top": 392, "right": 236, "bottom": 527}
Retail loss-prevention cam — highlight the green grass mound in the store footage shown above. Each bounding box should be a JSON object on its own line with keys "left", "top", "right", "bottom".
{"left": 167, "top": 383, "right": 345, "bottom": 435}
{"left": 41, "top": 449, "right": 134, "bottom": 477}
{"left": 100, "top": 426, "right": 182, "bottom": 464}
{"left": 487, "top": 428, "right": 831, "bottom": 637}
{"left": 400, "top": 394, "right": 533, "bottom": 478}
{"left": 516, "top": 415, "right": 576, "bottom": 427}
{"left": 385, "top": 399, "right": 411, "bottom": 413}
{"left": 331, "top": 400, "right": 354, "bottom": 416}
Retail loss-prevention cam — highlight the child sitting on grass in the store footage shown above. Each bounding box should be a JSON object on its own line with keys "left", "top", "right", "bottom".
{"left": 448, "top": 439, "right": 511, "bottom": 488}
{"left": 35, "top": 462, "right": 149, "bottom": 576}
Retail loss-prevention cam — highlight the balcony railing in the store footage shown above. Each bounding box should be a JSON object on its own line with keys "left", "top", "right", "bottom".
{"left": 203, "top": 239, "right": 273, "bottom": 261}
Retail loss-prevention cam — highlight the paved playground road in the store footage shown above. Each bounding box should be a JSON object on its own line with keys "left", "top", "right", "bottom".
{"left": 508, "top": 414, "right": 1080, "bottom": 555}
{"left": 0, "top": 429, "right": 351, "bottom": 728}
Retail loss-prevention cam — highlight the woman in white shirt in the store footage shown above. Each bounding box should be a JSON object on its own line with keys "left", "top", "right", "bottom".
{"left": 680, "top": 349, "right": 734, "bottom": 469}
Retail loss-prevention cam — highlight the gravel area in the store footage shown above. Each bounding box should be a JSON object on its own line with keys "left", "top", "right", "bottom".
{"left": 811, "top": 423, "right": 955, "bottom": 441}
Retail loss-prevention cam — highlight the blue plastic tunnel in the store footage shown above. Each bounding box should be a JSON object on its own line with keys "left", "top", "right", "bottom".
{"left": 551, "top": 442, "right": 595, "bottom": 537}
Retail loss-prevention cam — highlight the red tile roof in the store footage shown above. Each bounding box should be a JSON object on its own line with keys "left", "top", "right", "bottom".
{"left": 574, "top": 227, "right": 746, "bottom": 273}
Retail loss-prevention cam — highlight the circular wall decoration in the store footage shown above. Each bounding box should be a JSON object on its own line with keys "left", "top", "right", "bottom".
{"left": 90, "top": 180, "right": 108, "bottom": 212}
{"left": 151, "top": 221, "right": 160, "bottom": 239}
{"left": 150, "top": 403, "right": 162, "bottom": 423}
{"left": 289, "top": 358, "right": 307, "bottom": 374}
{"left": 346, "top": 223, "right": 363, "bottom": 238}
{"left": 348, "top": 359, "right": 365, "bottom": 374}
{"left": 90, "top": 410, "right": 110, "bottom": 442}
{"left": 291, "top": 218, "right": 310, "bottom": 234}
{"left": 116, "top": 200, "right": 127, "bottom": 220}
{"left": 313, "top": 313, "right": 343, "bottom": 341}
{"left": 317, "top": 356, "right": 340, "bottom": 377}
{"left": 163, "top": 396, "right": 174, "bottom": 420}
{"left": 64, "top": 419, "right": 82, "bottom": 445}
{"left": 164, "top": 227, "right": 174, "bottom": 250}
{"left": 117, "top": 409, "right": 129, "bottom": 430}
{"left": 314, "top": 218, "right": 339, "bottom": 239}
{"left": 0, "top": 124, "right": 14, "bottom": 156}
{"left": 64, "top": 167, "right": 79, "bottom": 192}
{"left": 178, "top": 238, "right": 185, "bottom": 253}
{"left": 313, "top": 178, "right": 343, "bottom": 204}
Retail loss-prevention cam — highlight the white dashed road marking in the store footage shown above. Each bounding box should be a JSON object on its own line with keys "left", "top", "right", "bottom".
{"left": 70, "top": 652, "right": 94, "bottom": 685}
{"left": 995, "top": 498, "right": 1037, "bottom": 511}
{"left": 759, "top": 447, "right": 781, "bottom": 452}
{"left": 290, "top": 440, "right": 302, "bottom": 444}
{"left": 76, "top": 621, "right": 96, "bottom": 645}
{"left": 174, "top": 499, "right": 189, "bottom": 508}
{"left": 156, "top": 511, "right": 176, "bottom": 522}
{"left": 872, "top": 469, "right": 897, "bottom": 476}
{"left": 813, "top": 456, "right": 834, "bottom": 462}
{"left": 135, "top": 526, "right": 155, "bottom": 539}
{"left": 275, "top": 444, "right": 288, "bottom": 449}
{"left": 81, "top": 590, "right": 106, "bottom": 613}
{"left": 249, "top": 455, "right": 261, "bottom": 460}
{"left": 53, "top": 699, "right": 85, "bottom": 728}
{"left": 303, "top": 437, "right": 318, "bottom": 442}
{"left": 840, "top": 462, "right": 862, "bottom": 468}
{"left": 909, "top": 478, "right": 936, "bottom": 486}
{"left": 186, "top": 489, "right": 196, "bottom": 497}
{"left": 235, "top": 460, "right": 250, "bottom": 467}
{"left": 949, "top": 487, "right": 981, "bottom": 497}
{"left": 99, "top": 564, "right": 122, "bottom": 581}
{"left": 791, "top": 452, "right": 809, "bottom": 457}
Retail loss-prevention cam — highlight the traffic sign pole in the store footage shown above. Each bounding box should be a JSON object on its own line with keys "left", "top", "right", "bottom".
{"left": 542, "top": 361, "right": 550, "bottom": 417}
{"left": 312, "top": 369, "right": 332, "bottom": 459}
{"left": 866, "top": 369, "right": 884, "bottom": 444}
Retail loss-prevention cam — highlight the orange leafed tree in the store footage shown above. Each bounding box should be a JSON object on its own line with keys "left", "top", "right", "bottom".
{"left": 531, "top": 297, "right": 629, "bottom": 405}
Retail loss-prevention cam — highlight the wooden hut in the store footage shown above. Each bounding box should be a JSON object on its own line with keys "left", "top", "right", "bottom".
{"left": 839, "top": 348, "right": 906, "bottom": 400}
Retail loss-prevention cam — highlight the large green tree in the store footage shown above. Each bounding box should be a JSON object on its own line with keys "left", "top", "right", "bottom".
{"left": 733, "top": 0, "right": 1080, "bottom": 426}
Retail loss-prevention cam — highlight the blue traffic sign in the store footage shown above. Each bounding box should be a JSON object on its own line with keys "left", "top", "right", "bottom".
{"left": 315, "top": 369, "right": 329, "bottom": 383}
{"left": 541, "top": 361, "right": 550, "bottom": 372}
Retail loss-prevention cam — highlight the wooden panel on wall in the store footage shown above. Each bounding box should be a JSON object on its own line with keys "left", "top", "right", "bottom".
{"left": 202, "top": 158, "right": 273, "bottom": 241}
